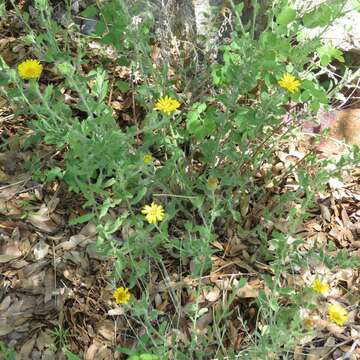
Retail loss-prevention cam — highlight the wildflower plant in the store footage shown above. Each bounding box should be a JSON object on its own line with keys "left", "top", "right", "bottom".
{"left": 113, "top": 287, "right": 131, "bottom": 305}
{"left": 278, "top": 73, "right": 301, "bottom": 93}
{"left": 154, "top": 96, "right": 181, "bottom": 115}
{"left": 328, "top": 303, "right": 349, "bottom": 326}
{"left": 312, "top": 278, "right": 330, "bottom": 295}
{"left": 143, "top": 154, "right": 153, "bottom": 164}
{"left": 141, "top": 202, "right": 165, "bottom": 224}
{"left": 18, "top": 59, "right": 43, "bottom": 79}
{"left": 0, "top": 0, "right": 358, "bottom": 358}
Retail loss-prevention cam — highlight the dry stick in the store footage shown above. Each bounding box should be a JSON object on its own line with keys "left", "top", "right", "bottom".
{"left": 157, "top": 258, "right": 180, "bottom": 311}
{"left": 338, "top": 76, "right": 360, "bottom": 110}
{"left": 51, "top": 240, "right": 61, "bottom": 325}
{"left": 131, "top": 70, "right": 139, "bottom": 142}
{"left": 337, "top": 338, "right": 360, "bottom": 360}
{"left": 0, "top": 114, "right": 15, "bottom": 123}
{"left": 0, "top": 177, "right": 30, "bottom": 191}
{"left": 107, "top": 79, "right": 114, "bottom": 107}
{"left": 319, "top": 338, "right": 355, "bottom": 360}
{"left": 14, "top": 184, "right": 41, "bottom": 195}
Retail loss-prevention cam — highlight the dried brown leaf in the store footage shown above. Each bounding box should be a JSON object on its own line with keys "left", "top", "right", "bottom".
{"left": 96, "top": 319, "right": 114, "bottom": 341}
{"left": 237, "top": 283, "right": 259, "bottom": 298}
{"left": 0, "top": 254, "right": 20, "bottom": 263}
{"left": 108, "top": 307, "right": 125, "bottom": 316}
{"left": 19, "top": 335, "right": 37, "bottom": 360}
{"left": 36, "top": 330, "right": 54, "bottom": 351}
{"left": 204, "top": 287, "right": 221, "bottom": 302}
{"left": 56, "top": 234, "right": 89, "bottom": 251}
{"left": 33, "top": 239, "right": 50, "bottom": 260}
{"left": 320, "top": 203, "right": 331, "bottom": 222}
{"left": 28, "top": 206, "right": 60, "bottom": 233}
{"left": 196, "top": 310, "right": 213, "bottom": 330}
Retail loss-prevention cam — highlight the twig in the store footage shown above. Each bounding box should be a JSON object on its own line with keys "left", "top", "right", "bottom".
{"left": 337, "top": 338, "right": 360, "bottom": 360}
{"left": 0, "top": 177, "right": 30, "bottom": 191}
{"left": 15, "top": 184, "right": 41, "bottom": 195}
{"left": 107, "top": 79, "right": 114, "bottom": 106}
{"left": 0, "top": 114, "right": 15, "bottom": 123}
{"left": 320, "top": 338, "right": 355, "bottom": 360}
{"left": 131, "top": 68, "right": 139, "bottom": 142}
{"left": 337, "top": 77, "right": 360, "bottom": 110}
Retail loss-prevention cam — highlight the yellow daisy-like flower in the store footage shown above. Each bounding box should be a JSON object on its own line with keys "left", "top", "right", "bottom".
{"left": 143, "top": 154, "right": 153, "bottom": 164}
{"left": 141, "top": 202, "right": 165, "bottom": 224}
{"left": 18, "top": 59, "right": 43, "bottom": 79}
{"left": 154, "top": 96, "right": 180, "bottom": 115}
{"left": 278, "top": 73, "right": 301, "bottom": 93}
{"left": 328, "top": 303, "right": 349, "bottom": 326}
{"left": 113, "top": 287, "right": 131, "bottom": 305}
{"left": 312, "top": 278, "right": 330, "bottom": 295}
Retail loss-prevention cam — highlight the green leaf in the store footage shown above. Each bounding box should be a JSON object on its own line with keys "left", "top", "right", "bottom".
{"left": 0, "top": 3, "right": 6, "bottom": 18}
{"left": 234, "top": 107, "right": 256, "bottom": 128}
{"left": 23, "top": 12, "right": 29, "bottom": 23}
{"left": 0, "top": 341, "right": 16, "bottom": 360}
{"left": 117, "top": 57, "right": 131, "bottom": 66}
{"left": 35, "top": 0, "right": 48, "bottom": 11}
{"left": 99, "top": 199, "right": 111, "bottom": 219}
{"left": 117, "top": 347, "right": 135, "bottom": 356}
{"left": 116, "top": 80, "right": 130, "bottom": 92}
{"left": 303, "top": 5, "right": 332, "bottom": 28}
{"left": 64, "top": 349, "right": 81, "bottom": 360}
{"left": 140, "top": 355, "right": 159, "bottom": 360}
{"left": 95, "top": 19, "right": 106, "bottom": 36}
{"left": 317, "top": 44, "right": 344, "bottom": 66}
{"left": 277, "top": 6, "right": 297, "bottom": 26}
{"left": 353, "top": 0, "right": 360, "bottom": 11}
{"left": 80, "top": 4, "right": 98, "bottom": 18}
{"left": 57, "top": 62, "right": 75, "bottom": 76}
{"left": 238, "top": 278, "right": 247, "bottom": 288}
{"left": 130, "top": 187, "right": 147, "bottom": 205}
{"left": 186, "top": 103, "right": 217, "bottom": 139}
{"left": 113, "top": 258, "right": 124, "bottom": 278}
{"left": 103, "top": 178, "right": 116, "bottom": 188}
{"left": 69, "top": 212, "right": 95, "bottom": 225}
{"left": 191, "top": 255, "right": 212, "bottom": 276}
{"left": 105, "top": 212, "right": 128, "bottom": 234}
{"left": 45, "top": 167, "right": 64, "bottom": 181}
{"left": 191, "top": 196, "right": 204, "bottom": 209}
{"left": 88, "top": 68, "right": 108, "bottom": 102}
{"left": 234, "top": 3, "right": 244, "bottom": 16}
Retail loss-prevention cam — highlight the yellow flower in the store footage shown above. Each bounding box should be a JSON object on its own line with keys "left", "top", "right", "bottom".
{"left": 18, "top": 59, "right": 43, "bottom": 79}
{"left": 312, "top": 278, "right": 330, "bottom": 295}
{"left": 154, "top": 96, "right": 180, "bottom": 115}
{"left": 278, "top": 73, "right": 301, "bottom": 93}
{"left": 328, "top": 304, "right": 349, "bottom": 326}
{"left": 143, "top": 154, "right": 153, "bottom": 164}
{"left": 141, "top": 202, "right": 165, "bottom": 224}
{"left": 113, "top": 287, "right": 131, "bottom": 305}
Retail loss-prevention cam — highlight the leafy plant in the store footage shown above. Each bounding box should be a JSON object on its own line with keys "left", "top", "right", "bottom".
{"left": 0, "top": 0, "right": 358, "bottom": 357}
{"left": 0, "top": 341, "right": 16, "bottom": 360}
{"left": 63, "top": 348, "right": 81, "bottom": 360}
{"left": 50, "top": 325, "right": 73, "bottom": 350}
